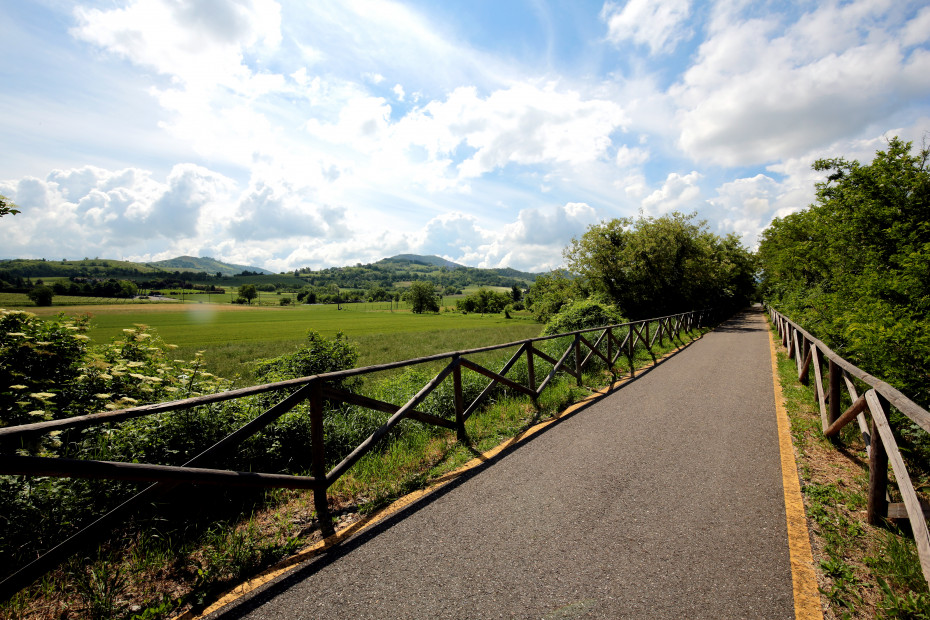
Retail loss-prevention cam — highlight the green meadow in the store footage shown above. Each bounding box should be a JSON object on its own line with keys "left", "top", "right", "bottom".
{"left": 11, "top": 298, "right": 542, "bottom": 384}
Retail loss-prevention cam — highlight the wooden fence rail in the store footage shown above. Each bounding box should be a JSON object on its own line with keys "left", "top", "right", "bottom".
{"left": 769, "top": 307, "right": 930, "bottom": 587}
{"left": 0, "top": 309, "right": 720, "bottom": 599}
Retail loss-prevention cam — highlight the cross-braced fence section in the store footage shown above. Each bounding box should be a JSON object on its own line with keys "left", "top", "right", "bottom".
{"left": 770, "top": 307, "right": 930, "bottom": 587}
{"left": 0, "top": 309, "right": 718, "bottom": 599}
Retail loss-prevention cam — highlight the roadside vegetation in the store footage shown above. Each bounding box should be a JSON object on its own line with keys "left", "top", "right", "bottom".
{"left": 761, "top": 138, "right": 930, "bottom": 617}
{"left": 770, "top": 323, "right": 929, "bottom": 618}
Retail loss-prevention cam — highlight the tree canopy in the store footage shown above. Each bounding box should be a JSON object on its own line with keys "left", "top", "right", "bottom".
{"left": 758, "top": 137, "right": 930, "bottom": 407}
{"left": 405, "top": 281, "right": 439, "bottom": 313}
{"left": 563, "top": 212, "right": 756, "bottom": 320}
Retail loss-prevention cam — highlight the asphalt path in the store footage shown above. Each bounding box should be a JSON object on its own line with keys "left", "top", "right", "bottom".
{"left": 210, "top": 310, "right": 795, "bottom": 619}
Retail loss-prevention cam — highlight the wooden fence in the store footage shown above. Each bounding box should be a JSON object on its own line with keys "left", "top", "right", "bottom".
{"left": 769, "top": 307, "right": 930, "bottom": 586}
{"left": 0, "top": 309, "right": 718, "bottom": 599}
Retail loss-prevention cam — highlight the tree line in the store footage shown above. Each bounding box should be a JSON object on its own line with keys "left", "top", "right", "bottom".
{"left": 758, "top": 137, "right": 929, "bottom": 410}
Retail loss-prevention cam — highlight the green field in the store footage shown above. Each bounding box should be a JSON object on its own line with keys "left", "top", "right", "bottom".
{"left": 10, "top": 299, "right": 542, "bottom": 383}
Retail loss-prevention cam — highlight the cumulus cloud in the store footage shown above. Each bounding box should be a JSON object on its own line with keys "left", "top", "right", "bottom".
{"left": 601, "top": 0, "right": 693, "bottom": 55}
{"left": 673, "top": 1, "right": 930, "bottom": 166}
{"left": 641, "top": 171, "right": 702, "bottom": 215}
{"left": 72, "top": 0, "right": 282, "bottom": 88}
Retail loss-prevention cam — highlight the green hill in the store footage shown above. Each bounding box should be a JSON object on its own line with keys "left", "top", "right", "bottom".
{"left": 150, "top": 256, "right": 273, "bottom": 276}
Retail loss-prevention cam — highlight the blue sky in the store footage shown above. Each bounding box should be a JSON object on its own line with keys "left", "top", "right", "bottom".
{"left": 2, "top": 0, "right": 928, "bottom": 273}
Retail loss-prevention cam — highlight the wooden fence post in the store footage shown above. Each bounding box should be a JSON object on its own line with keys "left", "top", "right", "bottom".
{"left": 828, "top": 359, "right": 841, "bottom": 435}
{"left": 525, "top": 344, "right": 537, "bottom": 402}
{"left": 453, "top": 355, "right": 466, "bottom": 441}
{"left": 310, "top": 383, "right": 333, "bottom": 535}
{"left": 867, "top": 392, "right": 890, "bottom": 525}
{"left": 573, "top": 334, "right": 583, "bottom": 386}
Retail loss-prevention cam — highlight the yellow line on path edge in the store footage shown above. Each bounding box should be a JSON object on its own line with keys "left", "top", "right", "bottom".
{"left": 767, "top": 326, "right": 824, "bottom": 619}
{"left": 178, "top": 340, "right": 697, "bottom": 620}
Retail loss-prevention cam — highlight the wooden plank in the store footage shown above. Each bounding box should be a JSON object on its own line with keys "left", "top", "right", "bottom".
{"left": 866, "top": 390, "right": 930, "bottom": 584}
{"left": 792, "top": 330, "right": 802, "bottom": 374}
{"left": 460, "top": 359, "right": 536, "bottom": 398}
{"left": 828, "top": 359, "right": 842, "bottom": 428}
{"left": 462, "top": 343, "right": 527, "bottom": 421}
{"left": 536, "top": 339, "right": 577, "bottom": 395}
{"left": 888, "top": 500, "right": 930, "bottom": 521}
{"left": 787, "top": 325, "right": 795, "bottom": 359}
{"left": 825, "top": 394, "right": 868, "bottom": 437}
{"left": 811, "top": 346, "right": 829, "bottom": 432}
{"left": 325, "top": 359, "right": 459, "bottom": 484}
{"left": 0, "top": 454, "right": 324, "bottom": 490}
{"left": 320, "top": 387, "right": 456, "bottom": 430}
{"left": 842, "top": 374, "right": 871, "bottom": 449}
{"left": 797, "top": 347, "right": 813, "bottom": 385}
{"left": 578, "top": 333, "right": 612, "bottom": 369}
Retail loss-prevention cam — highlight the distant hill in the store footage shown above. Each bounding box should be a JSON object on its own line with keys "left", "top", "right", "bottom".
{"left": 378, "top": 254, "right": 464, "bottom": 269}
{"left": 0, "top": 253, "right": 539, "bottom": 292}
{"left": 0, "top": 256, "right": 272, "bottom": 279}
{"left": 150, "top": 256, "right": 273, "bottom": 276}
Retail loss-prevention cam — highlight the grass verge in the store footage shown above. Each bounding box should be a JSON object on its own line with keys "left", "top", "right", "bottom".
{"left": 768, "top": 318, "right": 930, "bottom": 619}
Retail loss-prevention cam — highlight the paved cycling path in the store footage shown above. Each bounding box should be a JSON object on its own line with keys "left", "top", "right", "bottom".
{"left": 206, "top": 310, "right": 809, "bottom": 619}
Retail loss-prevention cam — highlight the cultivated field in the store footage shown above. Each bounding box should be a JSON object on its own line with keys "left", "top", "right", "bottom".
{"left": 8, "top": 298, "right": 542, "bottom": 384}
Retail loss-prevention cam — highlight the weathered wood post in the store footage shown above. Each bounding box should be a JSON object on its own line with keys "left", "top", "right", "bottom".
{"left": 573, "top": 334, "right": 582, "bottom": 386}
{"left": 525, "top": 343, "right": 537, "bottom": 405}
{"left": 867, "top": 392, "right": 890, "bottom": 525}
{"left": 453, "top": 355, "right": 466, "bottom": 441}
{"left": 310, "top": 383, "right": 333, "bottom": 535}
{"left": 828, "top": 359, "right": 841, "bottom": 435}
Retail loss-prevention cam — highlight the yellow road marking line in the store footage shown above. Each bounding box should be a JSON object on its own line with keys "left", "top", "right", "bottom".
{"left": 768, "top": 326, "right": 824, "bottom": 619}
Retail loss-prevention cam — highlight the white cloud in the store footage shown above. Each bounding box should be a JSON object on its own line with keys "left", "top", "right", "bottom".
{"left": 72, "top": 0, "right": 282, "bottom": 89}
{"left": 615, "top": 144, "right": 650, "bottom": 168}
{"left": 673, "top": 1, "right": 930, "bottom": 166}
{"left": 641, "top": 171, "right": 703, "bottom": 215}
{"left": 601, "top": 0, "right": 693, "bottom": 55}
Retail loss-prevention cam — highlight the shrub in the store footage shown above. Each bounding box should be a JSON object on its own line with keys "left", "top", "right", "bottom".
{"left": 27, "top": 285, "right": 54, "bottom": 306}
{"left": 543, "top": 299, "right": 625, "bottom": 336}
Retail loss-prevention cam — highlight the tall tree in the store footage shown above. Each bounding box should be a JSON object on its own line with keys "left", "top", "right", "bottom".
{"left": 406, "top": 281, "right": 439, "bottom": 313}
{"left": 564, "top": 212, "right": 756, "bottom": 319}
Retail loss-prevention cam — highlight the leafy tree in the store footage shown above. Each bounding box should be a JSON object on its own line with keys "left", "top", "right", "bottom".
{"left": 0, "top": 194, "right": 19, "bottom": 218}
{"left": 238, "top": 284, "right": 257, "bottom": 305}
{"left": 564, "top": 212, "right": 756, "bottom": 319}
{"left": 759, "top": 137, "right": 930, "bottom": 408}
{"left": 524, "top": 271, "right": 580, "bottom": 323}
{"left": 405, "top": 281, "right": 439, "bottom": 313}
{"left": 456, "top": 288, "right": 511, "bottom": 314}
{"left": 510, "top": 284, "right": 523, "bottom": 302}
{"left": 27, "top": 285, "right": 54, "bottom": 306}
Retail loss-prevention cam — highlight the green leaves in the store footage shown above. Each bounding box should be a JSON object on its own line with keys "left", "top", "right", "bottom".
{"left": 759, "top": 137, "right": 930, "bottom": 410}
{"left": 563, "top": 212, "right": 757, "bottom": 319}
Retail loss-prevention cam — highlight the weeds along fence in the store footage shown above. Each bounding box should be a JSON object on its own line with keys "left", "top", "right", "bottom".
{"left": 0, "top": 308, "right": 718, "bottom": 599}
{"left": 769, "top": 307, "right": 930, "bottom": 586}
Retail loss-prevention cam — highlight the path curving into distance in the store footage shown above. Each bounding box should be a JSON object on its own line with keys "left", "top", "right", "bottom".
{"left": 204, "top": 309, "right": 813, "bottom": 619}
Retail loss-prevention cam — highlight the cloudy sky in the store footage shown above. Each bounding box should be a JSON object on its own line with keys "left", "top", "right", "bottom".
{"left": 1, "top": 0, "right": 928, "bottom": 273}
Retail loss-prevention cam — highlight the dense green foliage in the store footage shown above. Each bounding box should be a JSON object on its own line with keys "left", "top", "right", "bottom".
{"left": 405, "top": 281, "right": 440, "bottom": 313}
{"left": 455, "top": 288, "right": 513, "bottom": 314}
{"left": 524, "top": 271, "right": 580, "bottom": 323}
{"left": 759, "top": 138, "right": 930, "bottom": 408}
{"left": 542, "top": 298, "right": 625, "bottom": 336}
{"left": 563, "top": 212, "right": 756, "bottom": 319}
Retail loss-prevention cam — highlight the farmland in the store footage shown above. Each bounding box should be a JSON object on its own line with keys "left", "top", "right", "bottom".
{"left": 11, "top": 297, "right": 543, "bottom": 383}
